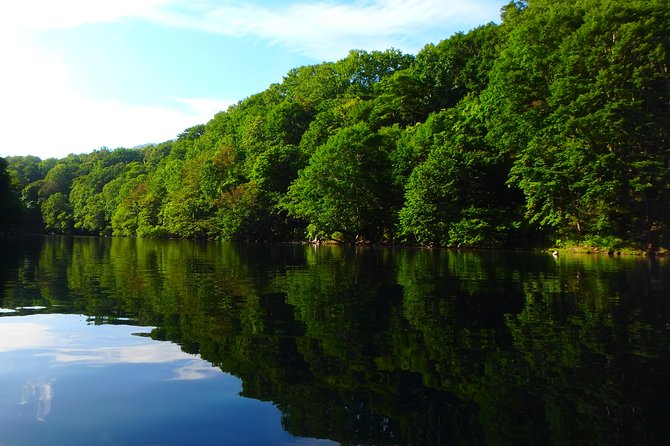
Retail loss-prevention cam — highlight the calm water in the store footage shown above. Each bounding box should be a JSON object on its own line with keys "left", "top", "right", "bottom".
{"left": 0, "top": 235, "right": 669, "bottom": 445}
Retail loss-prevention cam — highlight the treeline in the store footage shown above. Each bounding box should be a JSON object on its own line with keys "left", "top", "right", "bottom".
{"left": 1, "top": 0, "right": 668, "bottom": 250}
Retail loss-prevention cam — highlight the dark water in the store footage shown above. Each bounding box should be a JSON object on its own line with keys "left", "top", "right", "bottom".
{"left": 0, "top": 235, "right": 669, "bottom": 446}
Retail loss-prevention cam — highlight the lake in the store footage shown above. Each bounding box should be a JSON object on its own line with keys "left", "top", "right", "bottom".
{"left": 0, "top": 235, "right": 668, "bottom": 445}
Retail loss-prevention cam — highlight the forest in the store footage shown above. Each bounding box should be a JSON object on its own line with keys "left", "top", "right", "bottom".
{"left": 1, "top": 0, "right": 668, "bottom": 252}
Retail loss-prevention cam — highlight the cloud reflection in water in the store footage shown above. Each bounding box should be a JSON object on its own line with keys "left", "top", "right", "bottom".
{"left": 20, "top": 380, "right": 53, "bottom": 422}
{"left": 0, "top": 313, "right": 223, "bottom": 425}
{"left": 0, "top": 314, "right": 215, "bottom": 379}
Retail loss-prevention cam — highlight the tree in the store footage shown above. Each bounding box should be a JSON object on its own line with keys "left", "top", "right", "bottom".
{"left": 66, "top": 149, "right": 143, "bottom": 235}
{"left": 398, "top": 100, "right": 520, "bottom": 247}
{"left": 486, "top": 0, "right": 670, "bottom": 249}
{"left": 414, "top": 23, "right": 502, "bottom": 112}
{"left": 299, "top": 98, "right": 368, "bottom": 156}
{"left": 215, "top": 181, "right": 288, "bottom": 241}
{"left": 391, "top": 111, "right": 453, "bottom": 191}
{"left": 38, "top": 156, "right": 82, "bottom": 198}
{"left": 41, "top": 192, "right": 72, "bottom": 233}
{"left": 0, "top": 157, "right": 22, "bottom": 230}
{"left": 111, "top": 175, "right": 148, "bottom": 237}
{"left": 368, "top": 70, "right": 430, "bottom": 129}
{"left": 336, "top": 49, "right": 415, "bottom": 98}
{"left": 284, "top": 123, "right": 397, "bottom": 242}
{"left": 265, "top": 100, "right": 314, "bottom": 146}
{"left": 5, "top": 155, "right": 43, "bottom": 190}
{"left": 250, "top": 144, "right": 305, "bottom": 193}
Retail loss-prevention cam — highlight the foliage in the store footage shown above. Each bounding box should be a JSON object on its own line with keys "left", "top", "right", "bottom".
{"left": 398, "top": 99, "right": 521, "bottom": 247}
{"left": 0, "top": 157, "right": 22, "bottom": 230}
{"left": 2, "top": 1, "right": 668, "bottom": 250}
{"left": 486, "top": 0, "right": 670, "bottom": 249}
{"left": 284, "top": 123, "right": 397, "bottom": 242}
{"left": 41, "top": 192, "right": 72, "bottom": 233}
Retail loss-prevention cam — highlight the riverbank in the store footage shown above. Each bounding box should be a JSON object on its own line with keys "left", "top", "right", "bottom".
{"left": 548, "top": 245, "right": 669, "bottom": 257}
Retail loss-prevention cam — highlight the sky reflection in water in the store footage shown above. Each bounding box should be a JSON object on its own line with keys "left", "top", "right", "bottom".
{"left": 2, "top": 237, "right": 669, "bottom": 445}
{"left": 0, "top": 313, "right": 335, "bottom": 446}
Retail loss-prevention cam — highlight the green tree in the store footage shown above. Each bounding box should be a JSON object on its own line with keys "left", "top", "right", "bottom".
{"left": 415, "top": 23, "right": 502, "bottom": 112}
{"left": 67, "top": 148, "right": 143, "bottom": 235}
{"left": 38, "top": 156, "right": 83, "bottom": 198}
{"left": 111, "top": 176, "right": 148, "bottom": 236}
{"left": 215, "top": 181, "right": 286, "bottom": 241}
{"left": 391, "top": 110, "right": 454, "bottom": 191}
{"left": 299, "top": 98, "right": 368, "bottom": 156}
{"left": 368, "top": 70, "right": 430, "bottom": 129}
{"left": 5, "top": 155, "right": 43, "bottom": 190}
{"left": 486, "top": 0, "right": 670, "bottom": 249}
{"left": 336, "top": 49, "right": 415, "bottom": 98}
{"left": 41, "top": 192, "right": 72, "bottom": 233}
{"left": 399, "top": 100, "right": 520, "bottom": 247}
{"left": 284, "top": 123, "right": 397, "bottom": 242}
{"left": 0, "top": 157, "right": 22, "bottom": 230}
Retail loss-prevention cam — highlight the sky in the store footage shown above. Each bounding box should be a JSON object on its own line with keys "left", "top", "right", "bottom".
{"left": 0, "top": 0, "right": 504, "bottom": 160}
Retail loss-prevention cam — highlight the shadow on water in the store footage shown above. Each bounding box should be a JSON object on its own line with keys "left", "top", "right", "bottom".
{"left": 1, "top": 235, "right": 669, "bottom": 445}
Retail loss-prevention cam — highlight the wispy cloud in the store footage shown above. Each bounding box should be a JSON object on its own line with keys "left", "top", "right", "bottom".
{"left": 174, "top": 97, "right": 237, "bottom": 117}
{"left": 0, "top": 0, "right": 172, "bottom": 32}
{"left": 152, "top": 0, "right": 503, "bottom": 59}
{"left": 0, "top": 315, "right": 219, "bottom": 381}
{"left": 0, "top": 42, "right": 229, "bottom": 158}
{"left": 171, "top": 360, "right": 220, "bottom": 381}
{"left": 21, "top": 380, "right": 54, "bottom": 422}
{"left": 3, "top": 0, "right": 502, "bottom": 59}
{"left": 0, "top": 321, "right": 54, "bottom": 352}
{"left": 48, "top": 343, "right": 199, "bottom": 365}
{"left": 0, "top": 1, "right": 502, "bottom": 157}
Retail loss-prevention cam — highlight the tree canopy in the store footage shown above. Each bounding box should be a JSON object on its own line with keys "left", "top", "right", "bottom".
{"left": 2, "top": 0, "right": 668, "bottom": 251}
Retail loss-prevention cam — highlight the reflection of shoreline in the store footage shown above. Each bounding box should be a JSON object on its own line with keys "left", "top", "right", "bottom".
{"left": 20, "top": 380, "right": 53, "bottom": 422}
{"left": 2, "top": 236, "right": 669, "bottom": 446}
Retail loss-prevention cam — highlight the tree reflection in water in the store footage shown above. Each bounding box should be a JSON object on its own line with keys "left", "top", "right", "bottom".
{"left": 1, "top": 235, "right": 669, "bottom": 445}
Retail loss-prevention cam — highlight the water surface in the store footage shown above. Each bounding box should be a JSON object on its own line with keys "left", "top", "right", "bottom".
{"left": 0, "top": 235, "right": 668, "bottom": 445}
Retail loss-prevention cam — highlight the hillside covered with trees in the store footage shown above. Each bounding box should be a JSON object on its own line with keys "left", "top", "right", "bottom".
{"left": 1, "top": 0, "right": 668, "bottom": 251}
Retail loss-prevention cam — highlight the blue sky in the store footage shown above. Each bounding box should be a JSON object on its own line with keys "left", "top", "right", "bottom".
{"left": 0, "top": 0, "right": 504, "bottom": 159}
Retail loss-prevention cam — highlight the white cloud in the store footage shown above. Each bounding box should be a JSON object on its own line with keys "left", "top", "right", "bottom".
{"left": 49, "top": 343, "right": 199, "bottom": 365}
{"left": 2, "top": 0, "right": 502, "bottom": 59}
{"left": 0, "top": 0, "right": 172, "bottom": 32}
{"left": 171, "top": 360, "right": 220, "bottom": 381}
{"left": 21, "top": 380, "right": 54, "bottom": 422}
{"left": 0, "top": 0, "right": 502, "bottom": 158}
{"left": 0, "top": 41, "right": 230, "bottom": 159}
{"left": 0, "top": 315, "right": 216, "bottom": 380}
{"left": 174, "top": 97, "right": 236, "bottom": 117}
{"left": 0, "top": 321, "right": 54, "bottom": 352}
{"left": 151, "top": 0, "right": 503, "bottom": 59}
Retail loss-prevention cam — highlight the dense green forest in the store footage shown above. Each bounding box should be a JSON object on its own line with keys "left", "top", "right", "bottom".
{"left": 1, "top": 0, "right": 668, "bottom": 251}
